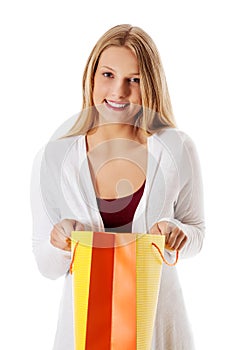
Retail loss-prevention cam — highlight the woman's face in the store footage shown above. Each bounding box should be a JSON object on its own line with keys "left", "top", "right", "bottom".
{"left": 93, "top": 46, "right": 142, "bottom": 124}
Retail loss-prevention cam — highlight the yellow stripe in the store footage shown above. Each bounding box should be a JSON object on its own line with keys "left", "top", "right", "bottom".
{"left": 71, "top": 231, "right": 93, "bottom": 350}
{"left": 136, "top": 234, "right": 165, "bottom": 350}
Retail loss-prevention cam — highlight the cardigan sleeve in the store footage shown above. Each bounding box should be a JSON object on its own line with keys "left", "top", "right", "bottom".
{"left": 160, "top": 132, "right": 205, "bottom": 258}
{"left": 173, "top": 134, "right": 205, "bottom": 258}
{"left": 30, "top": 148, "right": 71, "bottom": 280}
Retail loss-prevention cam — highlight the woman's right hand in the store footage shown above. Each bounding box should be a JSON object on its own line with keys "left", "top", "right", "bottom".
{"left": 50, "top": 219, "right": 84, "bottom": 251}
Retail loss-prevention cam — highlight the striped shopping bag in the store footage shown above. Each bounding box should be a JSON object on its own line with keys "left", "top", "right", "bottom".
{"left": 70, "top": 231, "right": 178, "bottom": 350}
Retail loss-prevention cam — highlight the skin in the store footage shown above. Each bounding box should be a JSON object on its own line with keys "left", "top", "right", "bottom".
{"left": 50, "top": 46, "right": 187, "bottom": 252}
{"left": 93, "top": 46, "right": 142, "bottom": 125}
{"left": 87, "top": 46, "right": 147, "bottom": 198}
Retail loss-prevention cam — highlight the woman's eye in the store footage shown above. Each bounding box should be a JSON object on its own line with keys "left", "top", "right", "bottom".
{"left": 103, "top": 72, "right": 113, "bottom": 78}
{"left": 129, "top": 77, "right": 140, "bottom": 84}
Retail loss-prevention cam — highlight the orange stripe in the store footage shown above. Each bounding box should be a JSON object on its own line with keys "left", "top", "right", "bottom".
{"left": 111, "top": 234, "right": 136, "bottom": 349}
{"left": 85, "top": 232, "right": 115, "bottom": 350}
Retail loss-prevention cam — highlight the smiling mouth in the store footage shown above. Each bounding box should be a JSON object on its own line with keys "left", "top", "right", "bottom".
{"left": 105, "top": 99, "right": 130, "bottom": 110}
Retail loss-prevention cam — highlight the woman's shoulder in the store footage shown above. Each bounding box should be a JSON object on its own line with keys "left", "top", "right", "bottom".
{"left": 152, "top": 127, "right": 196, "bottom": 150}
{"left": 37, "top": 135, "right": 84, "bottom": 177}
{"left": 43, "top": 135, "right": 83, "bottom": 161}
{"left": 153, "top": 127, "right": 193, "bottom": 142}
{"left": 150, "top": 127, "right": 198, "bottom": 164}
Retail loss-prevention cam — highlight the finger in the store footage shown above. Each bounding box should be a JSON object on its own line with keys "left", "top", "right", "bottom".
{"left": 157, "top": 222, "right": 173, "bottom": 244}
{"left": 61, "top": 219, "right": 76, "bottom": 237}
{"left": 175, "top": 235, "right": 187, "bottom": 251}
{"left": 149, "top": 223, "right": 161, "bottom": 235}
{"left": 157, "top": 221, "right": 175, "bottom": 237}
{"left": 74, "top": 221, "right": 85, "bottom": 231}
{"left": 50, "top": 228, "right": 71, "bottom": 251}
{"left": 51, "top": 226, "right": 66, "bottom": 243}
{"left": 53, "top": 222, "right": 66, "bottom": 236}
{"left": 167, "top": 228, "right": 187, "bottom": 251}
{"left": 166, "top": 227, "right": 179, "bottom": 247}
{"left": 65, "top": 237, "right": 71, "bottom": 251}
{"left": 53, "top": 222, "right": 72, "bottom": 242}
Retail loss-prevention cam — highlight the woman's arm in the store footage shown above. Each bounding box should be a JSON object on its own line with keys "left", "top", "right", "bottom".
{"left": 150, "top": 132, "right": 205, "bottom": 258}
{"left": 30, "top": 148, "right": 71, "bottom": 280}
{"left": 172, "top": 134, "right": 205, "bottom": 258}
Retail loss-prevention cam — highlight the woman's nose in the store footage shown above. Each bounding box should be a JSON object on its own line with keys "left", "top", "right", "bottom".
{"left": 110, "top": 79, "right": 129, "bottom": 99}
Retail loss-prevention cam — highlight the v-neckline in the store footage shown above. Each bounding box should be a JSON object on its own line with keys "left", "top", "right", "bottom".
{"left": 79, "top": 134, "right": 154, "bottom": 232}
{"left": 84, "top": 133, "right": 150, "bottom": 198}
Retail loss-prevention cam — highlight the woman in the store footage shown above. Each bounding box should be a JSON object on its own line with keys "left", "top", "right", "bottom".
{"left": 31, "top": 24, "right": 205, "bottom": 349}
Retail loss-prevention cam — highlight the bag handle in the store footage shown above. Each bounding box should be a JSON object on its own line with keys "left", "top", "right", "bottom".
{"left": 70, "top": 240, "right": 178, "bottom": 274}
{"left": 152, "top": 242, "right": 179, "bottom": 266}
{"left": 70, "top": 240, "right": 79, "bottom": 274}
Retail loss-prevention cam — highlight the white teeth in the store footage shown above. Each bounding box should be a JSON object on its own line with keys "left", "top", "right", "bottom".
{"left": 107, "top": 100, "right": 127, "bottom": 108}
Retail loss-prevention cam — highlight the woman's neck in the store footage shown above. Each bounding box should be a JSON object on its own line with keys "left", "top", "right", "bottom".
{"left": 87, "top": 123, "right": 147, "bottom": 147}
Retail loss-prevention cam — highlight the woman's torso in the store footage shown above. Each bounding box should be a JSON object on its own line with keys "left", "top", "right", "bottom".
{"left": 86, "top": 130, "right": 148, "bottom": 199}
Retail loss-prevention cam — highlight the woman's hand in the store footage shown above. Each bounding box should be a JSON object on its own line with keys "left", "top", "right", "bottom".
{"left": 149, "top": 221, "right": 187, "bottom": 251}
{"left": 50, "top": 219, "right": 84, "bottom": 251}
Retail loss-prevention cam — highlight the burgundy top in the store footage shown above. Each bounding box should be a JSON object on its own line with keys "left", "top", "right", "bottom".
{"left": 97, "top": 181, "right": 146, "bottom": 233}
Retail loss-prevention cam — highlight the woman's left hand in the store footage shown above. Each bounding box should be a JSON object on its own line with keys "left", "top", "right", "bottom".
{"left": 149, "top": 221, "right": 187, "bottom": 251}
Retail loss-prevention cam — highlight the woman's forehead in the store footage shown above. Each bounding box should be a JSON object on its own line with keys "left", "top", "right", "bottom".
{"left": 97, "top": 46, "right": 139, "bottom": 73}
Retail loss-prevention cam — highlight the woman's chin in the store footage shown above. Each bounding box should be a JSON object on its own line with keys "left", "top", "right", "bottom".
{"left": 95, "top": 103, "right": 142, "bottom": 126}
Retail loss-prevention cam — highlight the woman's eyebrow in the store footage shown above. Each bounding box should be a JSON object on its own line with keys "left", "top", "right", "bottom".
{"left": 100, "top": 65, "right": 116, "bottom": 71}
{"left": 100, "top": 65, "right": 140, "bottom": 75}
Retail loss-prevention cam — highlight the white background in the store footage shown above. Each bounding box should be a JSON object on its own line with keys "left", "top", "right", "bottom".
{"left": 0, "top": 0, "right": 232, "bottom": 349}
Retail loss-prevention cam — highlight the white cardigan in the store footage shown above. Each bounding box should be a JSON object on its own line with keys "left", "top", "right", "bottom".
{"left": 31, "top": 128, "right": 205, "bottom": 350}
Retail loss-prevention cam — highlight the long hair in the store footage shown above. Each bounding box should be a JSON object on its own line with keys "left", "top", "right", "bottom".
{"left": 65, "top": 24, "right": 176, "bottom": 137}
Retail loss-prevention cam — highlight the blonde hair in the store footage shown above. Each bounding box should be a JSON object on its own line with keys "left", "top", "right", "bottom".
{"left": 65, "top": 24, "right": 176, "bottom": 137}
